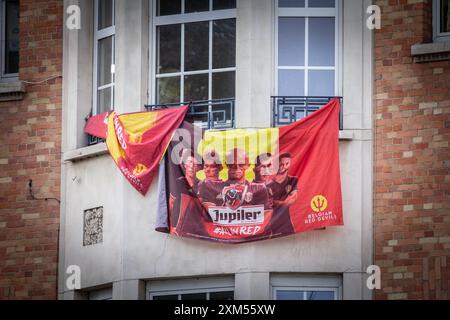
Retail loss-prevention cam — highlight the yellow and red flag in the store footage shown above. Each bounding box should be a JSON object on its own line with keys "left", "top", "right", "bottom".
{"left": 85, "top": 106, "right": 188, "bottom": 195}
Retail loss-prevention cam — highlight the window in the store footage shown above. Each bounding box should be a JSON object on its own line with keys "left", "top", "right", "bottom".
{"left": 0, "top": 0, "right": 19, "bottom": 79}
{"left": 93, "top": 0, "right": 115, "bottom": 115}
{"left": 276, "top": 0, "right": 340, "bottom": 97}
{"left": 434, "top": 0, "right": 450, "bottom": 41}
{"left": 147, "top": 276, "right": 234, "bottom": 300}
{"left": 152, "top": 0, "right": 236, "bottom": 104}
{"left": 271, "top": 274, "right": 342, "bottom": 300}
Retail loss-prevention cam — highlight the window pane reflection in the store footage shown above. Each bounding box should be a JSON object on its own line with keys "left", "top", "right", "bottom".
{"left": 184, "top": 73, "right": 209, "bottom": 101}
{"left": 279, "top": 18, "right": 305, "bottom": 66}
{"left": 185, "top": 22, "right": 209, "bottom": 71}
{"left": 157, "top": 25, "right": 181, "bottom": 74}
{"left": 4, "top": 0, "right": 19, "bottom": 74}
{"left": 97, "top": 36, "right": 113, "bottom": 86}
{"left": 185, "top": 0, "right": 209, "bottom": 13}
{"left": 212, "top": 71, "right": 235, "bottom": 99}
{"left": 157, "top": 77, "right": 180, "bottom": 103}
{"left": 213, "top": 0, "right": 236, "bottom": 10}
{"left": 213, "top": 19, "right": 236, "bottom": 69}
{"left": 278, "top": 70, "right": 304, "bottom": 96}
{"left": 98, "top": 0, "right": 114, "bottom": 30}
{"left": 157, "top": 0, "right": 181, "bottom": 16}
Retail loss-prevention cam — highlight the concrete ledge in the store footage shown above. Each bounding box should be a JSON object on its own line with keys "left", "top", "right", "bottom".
{"left": 411, "top": 41, "right": 450, "bottom": 63}
{"left": 63, "top": 143, "right": 108, "bottom": 162}
{"left": 339, "top": 130, "right": 354, "bottom": 140}
{"left": 0, "top": 81, "right": 26, "bottom": 101}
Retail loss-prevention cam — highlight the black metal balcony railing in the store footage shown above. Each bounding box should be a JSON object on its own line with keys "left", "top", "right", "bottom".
{"left": 87, "top": 97, "right": 341, "bottom": 146}
{"left": 145, "top": 98, "right": 235, "bottom": 130}
{"left": 271, "top": 96, "right": 343, "bottom": 130}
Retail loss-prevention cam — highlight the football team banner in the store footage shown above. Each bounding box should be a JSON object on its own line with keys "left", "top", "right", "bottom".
{"left": 103, "top": 106, "right": 188, "bottom": 195}
{"left": 156, "top": 99, "right": 343, "bottom": 243}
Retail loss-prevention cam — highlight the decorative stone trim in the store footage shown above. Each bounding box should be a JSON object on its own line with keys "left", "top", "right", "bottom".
{"left": 0, "top": 81, "right": 26, "bottom": 101}
{"left": 83, "top": 207, "right": 103, "bottom": 246}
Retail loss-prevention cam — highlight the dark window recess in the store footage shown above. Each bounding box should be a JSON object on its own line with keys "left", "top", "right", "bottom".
{"left": 4, "top": 0, "right": 19, "bottom": 74}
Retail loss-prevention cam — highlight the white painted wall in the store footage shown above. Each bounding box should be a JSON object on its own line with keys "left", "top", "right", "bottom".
{"left": 59, "top": 0, "right": 373, "bottom": 300}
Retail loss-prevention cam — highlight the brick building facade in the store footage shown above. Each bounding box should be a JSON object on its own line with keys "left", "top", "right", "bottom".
{"left": 374, "top": 0, "right": 450, "bottom": 300}
{"left": 0, "top": 0, "right": 62, "bottom": 299}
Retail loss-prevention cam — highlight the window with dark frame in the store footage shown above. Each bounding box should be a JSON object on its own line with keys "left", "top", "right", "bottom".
{"left": 1, "top": 0, "right": 19, "bottom": 79}
{"left": 434, "top": 0, "right": 450, "bottom": 41}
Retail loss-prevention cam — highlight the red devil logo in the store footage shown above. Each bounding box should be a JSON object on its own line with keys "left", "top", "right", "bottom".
{"left": 222, "top": 184, "right": 248, "bottom": 210}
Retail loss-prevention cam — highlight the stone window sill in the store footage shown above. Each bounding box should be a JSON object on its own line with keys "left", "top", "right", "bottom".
{"left": 0, "top": 81, "right": 26, "bottom": 101}
{"left": 63, "top": 143, "right": 108, "bottom": 162}
{"left": 411, "top": 41, "right": 450, "bottom": 63}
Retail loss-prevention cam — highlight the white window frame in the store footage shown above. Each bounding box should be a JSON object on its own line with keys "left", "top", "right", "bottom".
{"left": 271, "top": 274, "right": 343, "bottom": 300}
{"left": 0, "top": 0, "right": 19, "bottom": 80}
{"left": 147, "top": 276, "right": 234, "bottom": 300}
{"left": 150, "top": 0, "right": 237, "bottom": 104}
{"left": 93, "top": 0, "right": 116, "bottom": 115}
{"left": 433, "top": 0, "right": 450, "bottom": 42}
{"left": 274, "top": 0, "right": 342, "bottom": 97}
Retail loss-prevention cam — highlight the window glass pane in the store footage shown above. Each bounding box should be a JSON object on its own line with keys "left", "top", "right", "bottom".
{"left": 305, "top": 291, "right": 335, "bottom": 300}
{"left": 308, "top": 70, "right": 334, "bottom": 96}
{"left": 157, "top": 25, "right": 181, "bottom": 74}
{"left": 185, "top": 0, "right": 209, "bottom": 13}
{"left": 441, "top": 0, "right": 450, "bottom": 33}
{"left": 308, "top": 0, "right": 335, "bottom": 7}
{"left": 279, "top": 18, "right": 305, "bottom": 66}
{"left": 278, "top": 70, "right": 304, "bottom": 96}
{"left": 157, "top": 77, "right": 180, "bottom": 103}
{"left": 181, "top": 293, "right": 207, "bottom": 300}
{"left": 98, "top": 0, "right": 114, "bottom": 30}
{"left": 4, "top": 0, "right": 19, "bottom": 74}
{"left": 210, "top": 291, "right": 234, "bottom": 300}
{"left": 97, "top": 36, "right": 114, "bottom": 87}
{"left": 213, "top": 19, "right": 236, "bottom": 69}
{"left": 309, "top": 17, "right": 335, "bottom": 67}
{"left": 97, "top": 87, "right": 113, "bottom": 114}
{"left": 184, "top": 73, "right": 209, "bottom": 101}
{"left": 212, "top": 71, "right": 235, "bottom": 99}
{"left": 279, "top": 0, "right": 305, "bottom": 7}
{"left": 185, "top": 21, "right": 209, "bottom": 71}
{"left": 276, "top": 290, "right": 304, "bottom": 300}
{"left": 153, "top": 294, "right": 179, "bottom": 300}
{"left": 157, "top": 0, "right": 181, "bottom": 16}
{"left": 213, "top": 0, "right": 236, "bottom": 10}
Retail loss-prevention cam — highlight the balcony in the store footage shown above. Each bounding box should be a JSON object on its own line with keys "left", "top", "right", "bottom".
{"left": 87, "top": 96, "right": 343, "bottom": 146}
{"left": 271, "top": 96, "right": 343, "bottom": 130}
{"left": 145, "top": 98, "right": 235, "bottom": 130}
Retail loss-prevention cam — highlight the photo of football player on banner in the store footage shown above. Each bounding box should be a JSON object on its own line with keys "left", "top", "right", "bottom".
{"left": 158, "top": 99, "right": 344, "bottom": 243}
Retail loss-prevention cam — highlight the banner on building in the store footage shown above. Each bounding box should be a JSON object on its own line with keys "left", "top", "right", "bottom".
{"left": 156, "top": 99, "right": 343, "bottom": 243}
{"left": 103, "top": 106, "right": 188, "bottom": 195}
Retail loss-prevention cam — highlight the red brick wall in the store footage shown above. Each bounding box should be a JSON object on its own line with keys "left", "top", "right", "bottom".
{"left": 0, "top": 0, "right": 62, "bottom": 299}
{"left": 374, "top": 0, "right": 450, "bottom": 299}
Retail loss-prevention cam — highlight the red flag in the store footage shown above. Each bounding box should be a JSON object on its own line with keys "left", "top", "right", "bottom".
{"left": 84, "top": 112, "right": 109, "bottom": 139}
{"left": 106, "top": 106, "right": 188, "bottom": 195}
